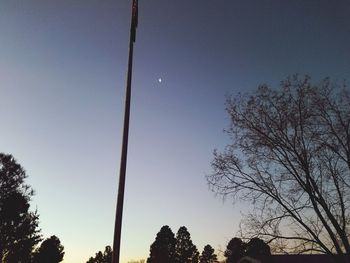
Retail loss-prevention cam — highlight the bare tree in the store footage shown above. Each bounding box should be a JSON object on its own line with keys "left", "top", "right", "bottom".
{"left": 207, "top": 75, "right": 350, "bottom": 256}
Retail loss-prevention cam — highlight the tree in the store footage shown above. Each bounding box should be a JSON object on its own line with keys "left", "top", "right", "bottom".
{"left": 199, "top": 244, "right": 217, "bottom": 263}
{"left": 32, "top": 235, "right": 64, "bottom": 263}
{"left": 86, "top": 246, "right": 112, "bottom": 263}
{"left": 147, "top": 225, "right": 176, "bottom": 263}
{"left": 224, "top": 237, "right": 270, "bottom": 263}
{"left": 0, "top": 153, "right": 41, "bottom": 262}
{"left": 245, "top": 238, "right": 270, "bottom": 262}
{"left": 175, "top": 226, "right": 199, "bottom": 263}
{"left": 207, "top": 75, "right": 350, "bottom": 255}
{"left": 224, "top": 238, "right": 245, "bottom": 263}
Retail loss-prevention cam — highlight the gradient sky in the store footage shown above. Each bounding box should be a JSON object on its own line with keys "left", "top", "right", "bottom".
{"left": 1, "top": 0, "right": 350, "bottom": 262}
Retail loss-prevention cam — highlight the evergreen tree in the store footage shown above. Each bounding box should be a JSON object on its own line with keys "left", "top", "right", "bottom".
{"left": 224, "top": 238, "right": 245, "bottom": 263}
{"left": 245, "top": 238, "right": 270, "bottom": 262}
{"left": 175, "top": 226, "right": 199, "bottom": 263}
{"left": 199, "top": 245, "right": 217, "bottom": 263}
{"left": 147, "top": 225, "right": 176, "bottom": 263}
{"left": 86, "top": 246, "right": 112, "bottom": 263}
{"left": 33, "top": 235, "right": 65, "bottom": 263}
{"left": 224, "top": 237, "right": 271, "bottom": 263}
{"left": 0, "top": 153, "right": 41, "bottom": 262}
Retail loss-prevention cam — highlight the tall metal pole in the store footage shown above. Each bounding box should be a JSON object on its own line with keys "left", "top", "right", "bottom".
{"left": 112, "top": 1, "right": 138, "bottom": 263}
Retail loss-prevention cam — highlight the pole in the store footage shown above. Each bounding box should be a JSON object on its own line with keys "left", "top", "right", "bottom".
{"left": 112, "top": 1, "right": 138, "bottom": 263}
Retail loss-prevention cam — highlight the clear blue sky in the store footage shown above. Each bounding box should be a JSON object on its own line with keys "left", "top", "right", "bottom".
{"left": 1, "top": 0, "right": 349, "bottom": 262}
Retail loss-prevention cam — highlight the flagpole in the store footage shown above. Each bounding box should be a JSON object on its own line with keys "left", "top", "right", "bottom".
{"left": 112, "top": 1, "right": 138, "bottom": 263}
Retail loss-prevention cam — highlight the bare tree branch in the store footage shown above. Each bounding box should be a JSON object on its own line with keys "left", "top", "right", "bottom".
{"left": 208, "top": 76, "right": 350, "bottom": 255}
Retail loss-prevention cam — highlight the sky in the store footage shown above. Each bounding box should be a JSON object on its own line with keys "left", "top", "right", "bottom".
{"left": 1, "top": 0, "right": 350, "bottom": 262}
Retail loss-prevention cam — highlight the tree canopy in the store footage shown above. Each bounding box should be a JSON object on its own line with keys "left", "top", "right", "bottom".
{"left": 0, "top": 153, "right": 64, "bottom": 263}
{"left": 148, "top": 226, "right": 204, "bottom": 263}
{"left": 245, "top": 238, "right": 271, "bottom": 261}
{"left": 147, "top": 225, "right": 176, "bottom": 263}
{"left": 0, "top": 153, "right": 41, "bottom": 262}
{"left": 33, "top": 235, "right": 64, "bottom": 263}
{"left": 225, "top": 237, "right": 270, "bottom": 263}
{"left": 199, "top": 244, "right": 217, "bottom": 263}
{"left": 225, "top": 237, "right": 246, "bottom": 263}
{"left": 175, "top": 226, "right": 199, "bottom": 263}
{"left": 86, "top": 246, "right": 112, "bottom": 263}
{"left": 208, "top": 75, "right": 350, "bottom": 255}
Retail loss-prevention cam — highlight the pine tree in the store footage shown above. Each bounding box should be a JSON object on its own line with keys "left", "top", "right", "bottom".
{"left": 33, "top": 235, "right": 65, "bottom": 263}
{"left": 0, "top": 153, "right": 41, "bottom": 262}
{"left": 245, "top": 238, "right": 270, "bottom": 262}
{"left": 224, "top": 237, "right": 271, "bottom": 263}
{"left": 224, "top": 238, "right": 245, "bottom": 263}
{"left": 199, "top": 245, "right": 217, "bottom": 263}
{"left": 86, "top": 246, "right": 112, "bottom": 263}
{"left": 175, "top": 226, "right": 199, "bottom": 263}
{"left": 147, "top": 225, "right": 176, "bottom": 263}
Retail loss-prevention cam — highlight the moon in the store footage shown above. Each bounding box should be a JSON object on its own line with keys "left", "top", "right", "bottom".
{"left": 158, "top": 78, "right": 162, "bottom": 83}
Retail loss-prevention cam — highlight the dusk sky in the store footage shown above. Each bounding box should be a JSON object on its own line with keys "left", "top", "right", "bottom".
{"left": 1, "top": 0, "right": 350, "bottom": 262}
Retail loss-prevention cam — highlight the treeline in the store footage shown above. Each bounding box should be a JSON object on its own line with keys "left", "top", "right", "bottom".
{"left": 147, "top": 225, "right": 204, "bottom": 263}
{"left": 147, "top": 225, "right": 270, "bottom": 263}
{"left": 0, "top": 153, "right": 64, "bottom": 263}
{"left": 88, "top": 225, "right": 271, "bottom": 263}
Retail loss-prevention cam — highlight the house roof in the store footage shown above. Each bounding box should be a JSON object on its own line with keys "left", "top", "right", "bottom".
{"left": 271, "top": 254, "right": 349, "bottom": 263}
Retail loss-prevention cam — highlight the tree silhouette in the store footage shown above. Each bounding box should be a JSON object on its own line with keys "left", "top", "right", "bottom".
{"left": 86, "top": 246, "right": 112, "bottom": 263}
{"left": 175, "top": 226, "right": 199, "bottom": 263}
{"left": 208, "top": 75, "right": 350, "bottom": 254}
{"left": 245, "top": 238, "right": 270, "bottom": 261}
{"left": 0, "top": 153, "right": 41, "bottom": 262}
{"left": 33, "top": 235, "right": 64, "bottom": 263}
{"left": 147, "top": 225, "right": 176, "bottom": 263}
{"left": 199, "top": 244, "right": 217, "bottom": 263}
{"left": 224, "top": 238, "right": 245, "bottom": 263}
{"left": 224, "top": 237, "right": 270, "bottom": 263}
